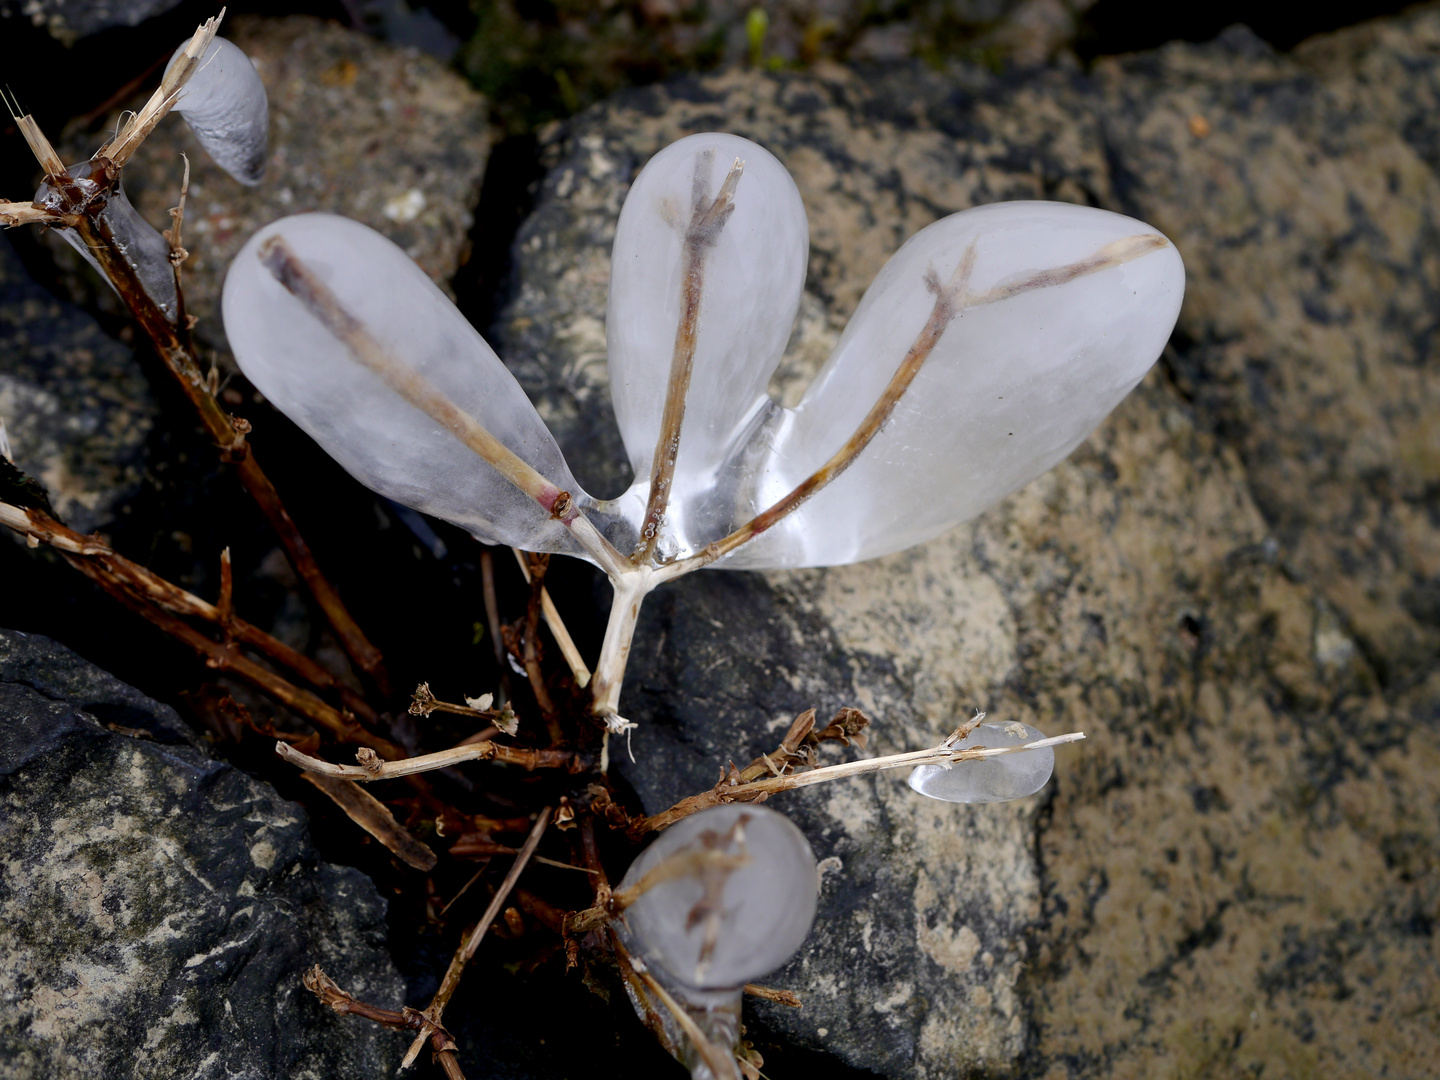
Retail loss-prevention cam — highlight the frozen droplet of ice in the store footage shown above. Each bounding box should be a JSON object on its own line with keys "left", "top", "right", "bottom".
{"left": 908, "top": 721, "right": 1054, "bottom": 803}
{"left": 222, "top": 212, "right": 592, "bottom": 554}
{"left": 614, "top": 804, "right": 817, "bottom": 991}
{"left": 166, "top": 36, "right": 268, "bottom": 186}
{"left": 35, "top": 163, "right": 178, "bottom": 322}
{"left": 717, "top": 201, "right": 1185, "bottom": 569}
{"left": 606, "top": 133, "right": 806, "bottom": 548}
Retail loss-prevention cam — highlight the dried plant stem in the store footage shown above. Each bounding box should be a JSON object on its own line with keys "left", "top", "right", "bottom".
{"left": 259, "top": 237, "right": 630, "bottom": 580}
{"left": 97, "top": 11, "right": 223, "bottom": 168}
{"left": 304, "top": 967, "right": 463, "bottom": 1078}
{"left": 301, "top": 773, "right": 437, "bottom": 871}
{"left": 59, "top": 209, "right": 391, "bottom": 695}
{"left": 632, "top": 963, "right": 741, "bottom": 1080}
{"left": 512, "top": 546, "right": 590, "bottom": 687}
{"left": 743, "top": 984, "right": 801, "bottom": 1007}
{"left": 639, "top": 732, "right": 1086, "bottom": 833}
{"left": 589, "top": 568, "right": 657, "bottom": 723}
{"left": 635, "top": 153, "right": 745, "bottom": 564}
{"left": 0, "top": 200, "right": 79, "bottom": 227}
{"left": 518, "top": 552, "right": 563, "bottom": 742}
{"left": 0, "top": 500, "right": 398, "bottom": 751}
{"left": 275, "top": 737, "right": 585, "bottom": 780}
{"left": 401, "top": 809, "right": 552, "bottom": 1070}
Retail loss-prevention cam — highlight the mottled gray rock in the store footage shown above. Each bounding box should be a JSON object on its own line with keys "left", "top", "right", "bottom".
{"left": 58, "top": 15, "right": 493, "bottom": 351}
{"left": 0, "top": 234, "right": 152, "bottom": 533}
{"left": 0, "top": 0, "right": 181, "bottom": 42}
{"left": 0, "top": 628, "right": 406, "bottom": 1079}
{"left": 495, "top": 18, "right": 1440, "bottom": 1078}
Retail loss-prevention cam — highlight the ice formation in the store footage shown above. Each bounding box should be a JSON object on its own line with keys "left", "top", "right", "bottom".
{"left": 222, "top": 130, "right": 1184, "bottom": 756}
{"left": 165, "top": 36, "right": 268, "bottom": 185}
{"left": 35, "top": 163, "right": 179, "bottom": 322}
{"left": 908, "top": 720, "right": 1056, "bottom": 803}
{"left": 612, "top": 803, "right": 818, "bottom": 991}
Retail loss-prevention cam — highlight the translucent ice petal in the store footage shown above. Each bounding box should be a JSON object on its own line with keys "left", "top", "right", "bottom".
{"left": 222, "top": 213, "right": 588, "bottom": 554}
{"left": 35, "top": 163, "right": 178, "bottom": 322}
{"left": 908, "top": 721, "right": 1054, "bottom": 803}
{"left": 166, "top": 36, "right": 268, "bottom": 186}
{"left": 614, "top": 804, "right": 817, "bottom": 991}
{"left": 721, "top": 201, "right": 1185, "bottom": 569}
{"left": 606, "top": 133, "right": 807, "bottom": 544}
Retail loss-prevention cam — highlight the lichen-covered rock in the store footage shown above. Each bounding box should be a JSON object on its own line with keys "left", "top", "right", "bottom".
{"left": 0, "top": 628, "right": 406, "bottom": 1079}
{"left": 494, "top": 19, "right": 1440, "bottom": 1077}
{"left": 60, "top": 15, "right": 493, "bottom": 349}
{"left": 0, "top": 234, "right": 152, "bottom": 533}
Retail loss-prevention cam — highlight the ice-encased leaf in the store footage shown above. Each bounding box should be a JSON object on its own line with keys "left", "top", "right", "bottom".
{"left": 166, "top": 36, "right": 268, "bottom": 186}
{"left": 35, "top": 163, "right": 178, "bottom": 322}
{"left": 718, "top": 201, "right": 1185, "bottom": 569}
{"left": 222, "top": 213, "right": 588, "bottom": 554}
{"left": 606, "top": 133, "right": 807, "bottom": 543}
{"left": 908, "top": 721, "right": 1054, "bottom": 803}
{"left": 614, "top": 804, "right": 817, "bottom": 991}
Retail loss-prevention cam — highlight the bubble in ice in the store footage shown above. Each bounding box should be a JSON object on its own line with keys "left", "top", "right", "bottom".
{"left": 166, "top": 36, "right": 268, "bottom": 186}
{"left": 613, "top": 804, "right": 818, "bottom": 991}
{"left": 908, "top": 721, "right": 1055, "bottom": 803}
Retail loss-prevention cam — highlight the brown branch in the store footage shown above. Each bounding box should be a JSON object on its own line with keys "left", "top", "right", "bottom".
{"left": 512, "top": 546, "right": 590, "bottom": 688}
{"left": 275, "top": 737, "right": 586, "bottom": 780}
{"left": 37, "top": 194, "right": 392, "bottom": 694}
{"left": 258, "top": 236, "right": 629, "bottom": 580}
{"left": 303, "top": 966, "right": 463, "bottom": 1078}
{"left": 401, "top": 809, "right": 552, "bottom": 1070}
{"left": 301, "top": 773, "right": 437, "bottom": 871}
{"left": 519, "top": 552, "right": 563, "bottom": 742}
{"left": 635, "top": 152, "right": 744, "bottom": 564}
{"left": 743, "top": 984, "right": 801, "bottom": 1007}
{"left": 1, "top": 500, "right": 397, "bottom": 750}
{"left": 409, "top": 682, "right": 517, "bottom": 735}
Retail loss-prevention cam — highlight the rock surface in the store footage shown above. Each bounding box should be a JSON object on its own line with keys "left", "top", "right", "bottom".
{"left": 0, "top": 628, "right": 406, "bottom": 1079}
{"left": 495, "top": 8, "right": 1440, "bottom": 1077}
{"left": 0, "top": 0, "right": 182, "bottom": 42}
{"left": 0, "top": 234, "right": 152, "bottom": 533}
{"left": 58, "top": 15, "right": 493, "bottom": 351}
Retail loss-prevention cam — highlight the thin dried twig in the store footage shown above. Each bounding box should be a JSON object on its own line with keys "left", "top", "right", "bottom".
{"left": 512, "top": 546, "right": 590, "bottom": 687}
{"left": 518, "top": 552, "right": 562, "bottom": 742}
{"left": 300, "top": 773, "right": 437, "bottom": 871}
{"left": 401, "top": 809, "right": 552, "bottom": 1070}
{"left": 97, "top": 11, "right": 223, "bottom": 168}
{"left": 639, "top": 730, "right": 1086, "bottom": 833}
{"left": 743, "top": 984, "right": 801, "bottom": 1007}
{"left": 275, "top": 737, "right": 585, "bottom": 780}
{"left": 0, "top": 500, "right": 396, "bottom": 751}
{"left": 0, "top": 200, "right": 79, "bottom": 228}
{"left": 303, "top": 967, "right": 464, "bottom": 1079}
{"left": 258, "top": 236, "right": 630, "bottom": 580}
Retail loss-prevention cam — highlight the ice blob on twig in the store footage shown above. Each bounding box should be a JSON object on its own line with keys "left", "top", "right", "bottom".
{"left": 166, "top": 36, "right": 268, "bottom": 186}
{"left": 908, "top": 720, "right": 1056, "bottom": 803}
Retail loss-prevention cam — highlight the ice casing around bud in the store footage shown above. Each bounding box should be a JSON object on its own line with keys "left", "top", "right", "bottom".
{"left": 613, "top": 804, "right": 818, "bottom": 992}
{"left": 718, "top": 200, "right": 1187, "bottom": 568}
{"left": 222, "top": 213, "right": 590, "bottom": 555}
{"left": 165, "top": 36, "right": 268, "bottom": 185}
{"left": 606, "top": 132, "right": 808, "bottom": 547}
{"left": 34, "top": 163, "right": 179, "bottom": 322}
{"left": 908, "top": 721, "right": 1055, "bottom": 803}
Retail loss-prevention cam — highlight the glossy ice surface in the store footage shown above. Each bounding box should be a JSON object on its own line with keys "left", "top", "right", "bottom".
{"left": 614, "top": 804, "right": 818, "bottom": 991}
{"left": 907, "top": 721, "right": 1055, "bottom": 803}
{"left": 166, "top": 36, "right": 268, "bottom": 186}
{"left": 222, "top": 213, "right": 588, "bottom": 554}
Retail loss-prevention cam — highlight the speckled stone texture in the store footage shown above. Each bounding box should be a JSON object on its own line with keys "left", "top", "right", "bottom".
{"left": 494, "top": 9, "right": 1440, "bottom": 1078}
{"left": 59, "top": 14, "right": 493, "bottom": 350}
{"left": 0, "top": 234, "right": 152, "bottom": 533}
{"left": 0, "top": 628, "right": 406, "bottom": 1079}
{"left": 0, "top": 0, "right": 182, "bottom": 42}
